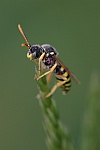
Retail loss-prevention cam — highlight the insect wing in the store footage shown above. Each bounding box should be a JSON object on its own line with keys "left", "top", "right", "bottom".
{"left": 53, "top": 55, "right": 80, "bottom": 84}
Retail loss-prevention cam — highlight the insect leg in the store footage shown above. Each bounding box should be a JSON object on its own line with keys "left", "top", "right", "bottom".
{"left": 46, "top": 64, "right": 59, "bottom": 83}
{"left": 46, "top": 71, "right": 53, "bottom": 83}
{"left": 36, "top": 63, "right": 57, "bottom": 81}
{"left": 34, "top": 59, "right": 39, "bottom": 65}
{"left": 38, "top": 52, "right": 46, "bottom": 75}
{"left": 45, "top": 80, "right": 67, "bottom": 98}
{"left": 56, "top": 75, "right": 68, "bottom": 81}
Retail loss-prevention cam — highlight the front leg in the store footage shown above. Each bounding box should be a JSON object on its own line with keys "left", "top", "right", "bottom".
{"left": 35, "top": 63, "right": 57, "bottom": 81}
{"left": 38, "top": 52, "right": 46, "bottom": 75}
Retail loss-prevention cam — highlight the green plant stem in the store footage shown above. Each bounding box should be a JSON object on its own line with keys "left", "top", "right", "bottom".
{"left": 37, "top": 74, "right": 74, "bottom": 150}
{"left": 81, "top": 73, "right": 100, "bottom": 150}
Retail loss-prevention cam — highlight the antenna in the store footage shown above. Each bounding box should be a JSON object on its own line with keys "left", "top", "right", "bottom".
{"left": 18, "top": 24, "right": 31, "bottom": 48}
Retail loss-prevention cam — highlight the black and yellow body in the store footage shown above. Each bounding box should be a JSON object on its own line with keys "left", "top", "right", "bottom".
{"left": 55, "top": 66, "right": 71, "bottom": 95}
{"left": 18, "top": 24, "right": 79, "bottom": 98}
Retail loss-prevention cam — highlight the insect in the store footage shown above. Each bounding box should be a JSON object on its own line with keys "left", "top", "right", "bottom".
{"left": 18, "top": 24, "right": 80, "bottom": 98}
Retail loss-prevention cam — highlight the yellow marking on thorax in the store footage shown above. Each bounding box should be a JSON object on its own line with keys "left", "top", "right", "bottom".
{"left": 46, "top": 52, "right": 54, "bottom": 57}
{"left": 46, "top": 53, "right": 49, "bottom": 57}
{"left": 50, "top": 52, "right": 55, "bottom": 55}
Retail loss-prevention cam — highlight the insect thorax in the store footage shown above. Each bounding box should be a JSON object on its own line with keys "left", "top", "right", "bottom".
{"left": 27, "top": 43, "right": 58, "bottom": 69}
{"left": 41, "top": 44, "right": 58, "bottom": 56}
{"left": 41, "top": 44, "right": 58, "bottom": 68}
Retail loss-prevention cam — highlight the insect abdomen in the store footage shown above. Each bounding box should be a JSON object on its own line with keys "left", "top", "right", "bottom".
{"left": 62, "top": 78, "right": 71, "bottom": 94}
{"left": 56, "top": 67, "right": 71, "bottom": 94}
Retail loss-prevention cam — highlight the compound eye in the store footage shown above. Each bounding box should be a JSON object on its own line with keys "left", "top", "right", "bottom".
{"left": 30, "top": 45, "right": 39, "bottom": 53}
{"left": 32, "top": 51, "right": 36, "bottom": 58}
{"left": 34, "top": 46, "right": 39, "bottom": 50}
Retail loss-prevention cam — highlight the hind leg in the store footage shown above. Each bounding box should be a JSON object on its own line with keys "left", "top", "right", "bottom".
{"left": 45, "top": 75, "right": 69, "bottom": 98}
{"left": 45, "top": 80, "right": 67, "bottom": 98}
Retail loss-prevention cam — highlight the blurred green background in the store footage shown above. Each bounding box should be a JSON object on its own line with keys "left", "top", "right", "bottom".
{"left": 0, "top": 1, "right": 100, "bottom": 150}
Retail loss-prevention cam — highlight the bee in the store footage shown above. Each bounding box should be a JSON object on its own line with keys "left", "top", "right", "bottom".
{"left": 18, "top": 24, "right": 80, "bottom": 98}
